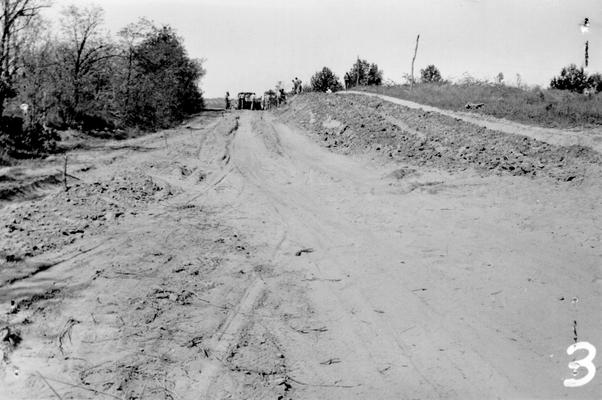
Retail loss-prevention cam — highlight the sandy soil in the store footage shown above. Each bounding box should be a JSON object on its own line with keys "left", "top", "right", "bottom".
{"left": 1, "top": 98, "right": 601, "bottom": 399}
{"left": 345, "top": 90, "right": 602, "bottom": 154}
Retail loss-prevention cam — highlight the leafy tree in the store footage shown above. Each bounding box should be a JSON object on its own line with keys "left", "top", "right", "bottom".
{"left": 116, "top": 18, "right": 155, "bottom": 116}
{"left": 310, "top": 67, "right": 342, "bottom": 92}
{"left": 128, "top": 25, "right": 204, "bottom": 129}
{"left": 57, "top": 5, "right": 116, "bottom": 127}
{"left": 367, "top": 63, "right": 383, "bottom": 86}
{"left": 4, "top": 2, "right": 206, "bottom": 162}
{"left": 550, "top": 64, "right": 589, "bottom": 93}
{"left": 347, "top": 58, "right": 383, "bottom": 87}
{"left": 349, "top": 58, "right": 368, "bottom": 87}
{"left": 420, "top": 64, "right": 442, "bottom": 83}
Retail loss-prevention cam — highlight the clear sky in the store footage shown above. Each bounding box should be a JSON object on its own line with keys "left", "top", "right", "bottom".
{"left": 47, "top": 0, "right": 602, "bottom": 98}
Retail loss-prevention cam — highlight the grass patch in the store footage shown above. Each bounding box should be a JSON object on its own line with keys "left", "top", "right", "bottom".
{"left": 359, "top": 83, "right": 602, "bottom": 128}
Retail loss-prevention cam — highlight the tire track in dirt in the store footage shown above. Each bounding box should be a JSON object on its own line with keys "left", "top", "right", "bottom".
{"left": 210, "top": 110, "right": 601, "bottom": 398}
{"left": 193, "top": 114, "right": 294, "bottom": 398}
{"left": 1, "top": 113, "right": 283, "bottom": 400}
{"left": 3, "top": 108, "right": 600, "bottom": 399}
{"left": 144, "top": 113, "right": 290, "bottom": 399}
{"left": 193, "top": 278, "right": 266, "bottom": 396}
{"left": 231, "top": 116, "right": 509, "bottom": 397}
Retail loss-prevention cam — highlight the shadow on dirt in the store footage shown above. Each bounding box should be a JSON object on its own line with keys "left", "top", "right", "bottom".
{"left": 60, "top": 142, "right": 159, "bottom": 153}
{"left": 0, "top": 174, "right": 62, "bottom": 203}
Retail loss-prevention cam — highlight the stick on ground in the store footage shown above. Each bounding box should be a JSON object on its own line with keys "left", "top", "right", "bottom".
{"left": 37, "top": 372, "right": 64, "bottom": 400}
{"left": 63, "top": 155, "right": 68, "bottom": 191}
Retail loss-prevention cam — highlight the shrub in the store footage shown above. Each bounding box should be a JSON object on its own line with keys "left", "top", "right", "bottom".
{"left": 367, "top": 63, "right": 383, "bottom": 85}
{"left": 347, "top": 58, "right": 383, "bottom": 87}
{"left": 310, "top": 67, "right": 343, "bottom": 92}
{"left": 0, "top": 116, "right": 60, "bottom": 159}
{"left": 588, "top": 73, "right": 602, "bottom": 93}
{"left": 550, "top": 64, "right": 589, "bottom": 93}
{"left": 420, "top": 65, "right": 442, "bottom": 83}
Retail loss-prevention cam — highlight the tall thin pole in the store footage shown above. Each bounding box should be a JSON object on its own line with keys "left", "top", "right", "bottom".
{"left": 581, "top": 18, "right": 590, "bottom": 69}
{"left": 410, "top": 34, "right": 420, "bottom": 91}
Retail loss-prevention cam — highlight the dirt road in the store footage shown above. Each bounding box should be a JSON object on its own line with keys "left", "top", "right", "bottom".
{"left": 2, "top": 105, "right": 601, "bottom": 399}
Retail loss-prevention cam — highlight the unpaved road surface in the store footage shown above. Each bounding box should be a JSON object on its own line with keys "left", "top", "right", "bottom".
{"left": 1, "top": 96, "right": 601, "bottom": 399}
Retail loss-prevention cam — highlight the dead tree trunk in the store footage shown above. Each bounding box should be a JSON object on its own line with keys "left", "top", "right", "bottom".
{"left": 410, "top": 34, "right": 420, "bottom": 91}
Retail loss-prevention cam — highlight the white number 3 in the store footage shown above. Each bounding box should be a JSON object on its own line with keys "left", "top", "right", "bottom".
{"left": 563, "top": 341, "right": 597, "bottom": 388}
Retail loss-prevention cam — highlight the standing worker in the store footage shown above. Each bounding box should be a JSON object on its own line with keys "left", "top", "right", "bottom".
{"left": 225, "top": 91, "right": 231, "bottom": 110}
{"left": 344, "top": 73, "right": 350, "bottom": 90}
{"left": 297, "top": 79, "right": 303, "bottom": 94}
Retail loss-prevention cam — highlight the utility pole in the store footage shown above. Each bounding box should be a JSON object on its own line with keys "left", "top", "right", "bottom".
{"left": 410, "top": 34, "right": 420, "bottom": 91}
{"left": 581, "top": 18, "right": 590, "bottom": 69}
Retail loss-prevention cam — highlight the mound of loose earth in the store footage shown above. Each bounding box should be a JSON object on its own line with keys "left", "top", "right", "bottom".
{"left": 276, "top": 93, "right": 601, "bottom": 181}
{"left": 0, "top": 173, "right": 174, "bottom": 264}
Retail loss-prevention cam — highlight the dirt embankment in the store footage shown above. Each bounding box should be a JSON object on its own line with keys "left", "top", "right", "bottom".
{"left": 1, "top": 175, "right": 173, "bottom": 265}
{"left": 276, "top": 93, "right": 601, "bottom": 182}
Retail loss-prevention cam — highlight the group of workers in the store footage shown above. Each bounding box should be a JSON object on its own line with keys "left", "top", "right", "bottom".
{"left": 225, "top": 71, "right": 357, "bottom": 109}
{"left": 225, "top": 77, "right": 305, "bottom": 111}
{"left": 224, "top": 90, "right": 287, "bottom": 111}
{"left": 292, "top": 77, "right": 303, "bottom": 94}
{"left": 262, "top": 89, "right": 287, "bottom": 110}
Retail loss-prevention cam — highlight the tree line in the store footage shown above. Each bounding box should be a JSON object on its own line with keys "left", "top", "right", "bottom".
{"left": 1, "top": 1, "right": 204, "bottom": 162}
{"left": 309, "top": 57, "right": 602, "bottom": 96}
{"left": 309, "top": 58, "right": 384, "bottom": 93}
{"left": 309, "top": 60, "right": 445, "bottom": 93}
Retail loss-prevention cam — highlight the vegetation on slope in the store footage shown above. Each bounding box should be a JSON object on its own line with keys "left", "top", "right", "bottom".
{"left": 359, "top": 83, "right": 602, "bottom": 129}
